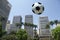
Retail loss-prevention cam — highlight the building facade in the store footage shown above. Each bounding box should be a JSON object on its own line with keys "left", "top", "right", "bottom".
{"left": 10, "top": 24, "right": 19, "bottom": 32}
{"left": 13, "top": 16, "right": 22, "bottom": 24}
{"left": 0, "top": 0, "right": 11, "bottom": 30}
{"left": 24, "top": 15, "right": 33, "bottom": 37}
{"left": 9, "top": 16, "right": 22, "bottom": 32}
{"left": 39, "top": 16, "right": 51, "bottom": 40}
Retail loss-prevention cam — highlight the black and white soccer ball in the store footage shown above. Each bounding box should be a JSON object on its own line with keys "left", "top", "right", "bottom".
{"left": 32, "top": 2, "right": 44, "bottom": 15}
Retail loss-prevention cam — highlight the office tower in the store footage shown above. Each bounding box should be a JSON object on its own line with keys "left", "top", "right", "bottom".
{"left": 39, "top": 16, "right": 51, "bottom": 40}
{"left": 10, "top": 24, "right": 18, "bottom": 32}
{"left": 9, "top": 16, "right": 22, "bottom": 32}
{"left": 13, "top": 16, "right": 22, "bottom": 24}
{"left": 13, "top": 16, "right": 22, "bottom": 28}
{"left": 24, "top": 15, "right": 33, "bottom": 37}
{"left": 0, "top": 0, "right": 11, "bottom": 30}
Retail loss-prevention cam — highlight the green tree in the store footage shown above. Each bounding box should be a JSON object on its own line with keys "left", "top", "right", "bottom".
{"left": 33, "top": 30, "right": 39, "bottom": 40}
{"left": 46, "top": 24, "right": 50, "bottom": 29}
{"left": 32, "top": 24, "right": 39, "bottom": 40}
{"left": 0, "top": 16, "right": 5, "bottom": 21}
{"left": 50, "top": 21, "right": 54, "bottom": 26}
{"left": 49, "top": 21, "right": 54, "bottom": 29}
{"left": 9, "top": 31, "right": 16, "bottom": 35}
{"left": 1, "top": 34, "right": 18, "bottom": 40}
{"left": 0, "top": 22, "right": 6, "bottom": 38}
{"left": 24, "top": 22, "right": 38, "bottom": 40}
{"left": 34, "top": 25, "right": 37, "bottom": 30}
{"left": 52, "top": 26, "right": 60, "bottom": 40}
{"left": 54, "top": 20, "right": 58, "bottom": 25}
{"left": 33, "top": 25, "right": 37, "bottom": 37}
{"left": 15, "top": 22, "right": 23, "bottom": 28}
{"left": 16, "top": 29, "right": 28, "bottom": 40}
{"left": 0, "top": 22, "right": 2, "bottom": 37}
{"left": 24, "top": 22, "right": 33, "bottom": 26}
{"left": 0, "top": 16, "right": 5, "bottom": 38}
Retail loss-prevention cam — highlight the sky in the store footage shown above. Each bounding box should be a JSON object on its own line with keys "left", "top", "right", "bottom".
{"left": 8, "top": 0, "right": 60, "bottom": 30}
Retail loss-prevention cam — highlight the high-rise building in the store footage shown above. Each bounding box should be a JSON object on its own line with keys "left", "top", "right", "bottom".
{"left": 10, "top": 24, "right": 19, "bottom": 32}
{"left": 39, "top": 16, "right": 51, "bottom": 40}
{"left": 0, "top": 0, "right": 11, "bottom": 30}
{"left": 9, "top": 16, "right": 22, "bottom": 32}
{"left": 13, "top": 16, "right": 22, "bottom": 24}
{"left": 24, "top": 15, "right": 33, "bottom": 37}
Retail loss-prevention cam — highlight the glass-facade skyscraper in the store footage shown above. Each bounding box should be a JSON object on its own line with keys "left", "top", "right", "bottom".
{"left": 0, "top": 0, "right": 11, "bottom": 30}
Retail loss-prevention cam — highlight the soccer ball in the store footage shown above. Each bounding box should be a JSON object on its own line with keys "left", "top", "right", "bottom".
{"left": 32, "top": 2, "right": 44, "bottom": 15}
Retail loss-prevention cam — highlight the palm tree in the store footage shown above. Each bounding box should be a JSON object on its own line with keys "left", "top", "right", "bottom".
{"left": 33, "top": 24, "right": 37, "bottom": 38}
{"left": 54, "top": 20, "right": 58, "bottom": 25}
{"left": 24, "top": 23, "right": 37, "bottom": 37}
{"left": 27, "top": 23, "right": 37, "bottom": 38}
{"left": 50, "top": 21, "right": 54, "bottom": 26}
{"left": 24, "top": 22, "right": 28, "bottom": 26}
{"left": 24, "top": 22, "right": 33, "bottom": 26}
{"left": 33, "top": 25, "right": 37, "bottom": 31}
{"left": 24, "top": 22, "right": 38, "bottom": 38}
{"left": 46, "top": 24, "right": 50, "bottom": 29}
{"left": 15, "top": 22, "right": 23, "bottom": 29}
{"left": 33, "top": 25, "right": 39, "bottom": 40}
{"left": 49, "top": 21, "right": 54, "bottom": 29}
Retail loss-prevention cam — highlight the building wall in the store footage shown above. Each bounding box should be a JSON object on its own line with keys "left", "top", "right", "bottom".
{"left": 12, "top": 16, "right": 22, "bottom": 29}
{"left": 0, "top": 0, "right": 11, "bottom": 30}
{"left": 8, "top": 16, "right": 22, "bottom": 32}
{"left": 6, "top": 16, "right": 22, "bottom": 34}
{"left": 24, "top": 15, "right": 33, "bottom": 37}
{"left": 6, "top": 24, "right": 20, "bottom": 34}
{"left": 13, "top": 16, "right": 22, "bottom": 24}
{"left": 39, "top": 16, "right": 51, "bottom": 36}
{"left": 10, "top": 24, "right": 19, "bottom": 32}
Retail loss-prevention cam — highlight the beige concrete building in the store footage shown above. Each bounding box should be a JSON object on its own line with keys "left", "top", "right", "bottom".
{"left": 39, "top": 16, "right": 52, "bottom": 40}
{"left": 24, "top": 15, "right": 33, "bottom": 38}
{"left": 10, "top": 16, "right": 22, "bottom": 32}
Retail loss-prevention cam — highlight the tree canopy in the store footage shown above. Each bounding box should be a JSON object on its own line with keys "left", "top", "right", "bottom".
{"left": 52, "top": 26, "right": 60, "bottom": 40}
{"left": 16, "top": 29, "right": 28, "bottom": 40}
